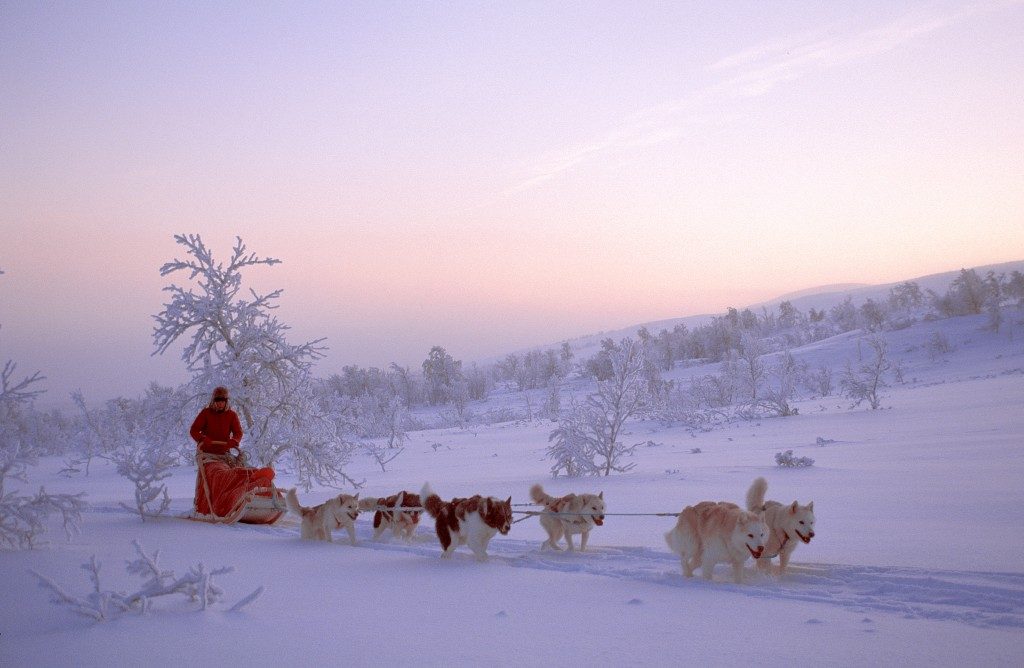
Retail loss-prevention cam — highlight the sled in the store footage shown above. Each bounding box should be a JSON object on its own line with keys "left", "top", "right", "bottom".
{"left": 192, "top": 447, "right": 286, "bottom": 525}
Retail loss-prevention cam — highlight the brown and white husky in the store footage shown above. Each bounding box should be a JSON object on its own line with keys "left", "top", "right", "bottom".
{"left": 664, "top": 501, "right": 767, "bottom": 583}
{"left": 529, "top": 484, "right": 605, "bottom": 552}
{"left": 746, "top": 477, "right": 815, "bottom": 575}
{"left": 359, "top": 491, "right": 422, "bottom": 541}
{"left": 286, "top": 488, "right": 361, "bottom": 545}
{"left": 420, "top": 483, "right": 512, "bottom": 561}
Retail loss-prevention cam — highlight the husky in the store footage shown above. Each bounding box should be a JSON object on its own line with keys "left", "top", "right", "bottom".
{"left": 529, "top": 484, "right": 605, "bottom": 552}
{"left": 746, "top": 477, "right": 815, "bottom": 575}
{"left": 664, "top": 501, "right": 767, "bottom": 583}
{"left": 420, "top": 483, "right": 512, "bottom": 561}
{"left": 360, "top": 491, "right": 421, "bottom": 541}
{"left": 285, "top": 488, "right": 361, "bottom": 545}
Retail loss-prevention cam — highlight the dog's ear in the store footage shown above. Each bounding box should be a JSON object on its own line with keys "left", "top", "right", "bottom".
{"left": 480, "top": 498, "right": 489, "bottom": 514}
{"left": 807, "top": 501, "right": 814, "bottom": 511}
{"left": 598, "top": 491, "right": 604, "bottom": 500}
{"left": 396, "top": 491, "right": 405, "bottom": 507}
{"left": 790, "top": 501, "right": 799, "bottom": 514}
{"left": 505, "top": 496, "right": 511, "bottom": 506}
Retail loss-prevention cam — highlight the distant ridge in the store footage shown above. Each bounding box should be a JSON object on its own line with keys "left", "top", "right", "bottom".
{"left": 772, "top": 283, "right": 868, "bottom": 301}
{"left": 499, "top": 259, "right": 1024, "bottom": 362}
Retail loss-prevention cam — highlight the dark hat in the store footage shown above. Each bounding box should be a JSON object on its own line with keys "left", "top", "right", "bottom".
{"left": 212, "top": 386, "right": 230, "bottom": 400}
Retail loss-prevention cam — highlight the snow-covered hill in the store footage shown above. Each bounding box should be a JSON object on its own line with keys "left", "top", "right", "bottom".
{"left": 541, "top": 259, "right": 1024, "bottom": 363}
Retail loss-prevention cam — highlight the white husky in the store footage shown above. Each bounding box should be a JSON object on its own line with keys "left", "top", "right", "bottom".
{"left": 286, "top": 488, "right": 361, "bottom": 545}
{"left": 665, "top": 501, "right": 767, "bottom": 583}
{"left": 529, "top": 484, "right": 605, "bottom": 552}
{"left": 746, "top": 477, "right": 815, "bottom": 575}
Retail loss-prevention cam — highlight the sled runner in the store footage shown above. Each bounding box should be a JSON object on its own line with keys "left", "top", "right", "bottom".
{"left": 193, "top": 444, "right": 286, "bottom": 525}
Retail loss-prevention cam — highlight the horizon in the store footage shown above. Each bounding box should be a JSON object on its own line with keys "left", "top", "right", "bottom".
{"left": 3, "top": 1, "right": 1024, "bottom": 402}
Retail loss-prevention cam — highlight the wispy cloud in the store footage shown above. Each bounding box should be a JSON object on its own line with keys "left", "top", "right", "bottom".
{"left": 507, "top": 0, "right": 1021, "bottom": 194}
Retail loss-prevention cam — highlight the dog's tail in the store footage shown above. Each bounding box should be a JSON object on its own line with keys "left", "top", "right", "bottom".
{"left": 285, "top": 488, "right": 305, "bottom": 517}
{"left": 421, "top": 483, "right": 443, "bottom": 519}
{"left": 529, "top": 483, "right": 555, "bottom": 507}
{"left": 664, "top": 528, "right": 683, "bottom": 554}
{"left": 746, "top": 477, "right": 768, "bottom": 512}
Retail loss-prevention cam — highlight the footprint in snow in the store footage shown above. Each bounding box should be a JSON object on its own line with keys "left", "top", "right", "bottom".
{"left": 627, "top": 598, "right": 644, "bottom": 605}
{"left": 805, "top": 618, "right": 824, "bottom": 624}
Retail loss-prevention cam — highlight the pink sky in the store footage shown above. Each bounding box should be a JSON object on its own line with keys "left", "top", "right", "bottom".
{"left": 2, "top": 1, "right": 1023, "bottom": 402}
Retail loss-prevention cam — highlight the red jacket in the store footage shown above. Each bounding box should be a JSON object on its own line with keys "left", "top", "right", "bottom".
{"left": 190, "top": 407, "right": 244, "bottom": 455}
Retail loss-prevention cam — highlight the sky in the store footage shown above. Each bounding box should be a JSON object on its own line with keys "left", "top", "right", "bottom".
{"left": 2, "top": 0, "right": 1024, "bottom": 403}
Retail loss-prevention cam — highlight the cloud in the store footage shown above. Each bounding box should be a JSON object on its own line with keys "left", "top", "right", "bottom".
{"left": 508, "top": 0, "right": 1021, "bottom": 193}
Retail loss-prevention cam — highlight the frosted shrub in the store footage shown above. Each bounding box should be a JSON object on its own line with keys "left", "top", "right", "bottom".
{"left": 73, "top": 384, "right": 189, "bottom": 520}
{"left": 775, "top": 450, "right": 815, "bottom": 468}
{"left": 31, "top": 540, "right": 263, "bottom": 621}
{"left": 803, "top": 365, "right": 833, "bottom": 398}
{"left": 113, "top": 442, "right": 174, "bottom": 520}
{"left": 841, "top": 336, "right": 892, "bottom": 410}
{"left": 925, "top": 331, "right": 954, "bottom": 360}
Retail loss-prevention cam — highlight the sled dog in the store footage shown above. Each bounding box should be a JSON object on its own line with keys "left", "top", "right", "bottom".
{"left": 529, "top": 484, "right": 605, "bottom": 552}
{"left": 746, "top": 477, "right": 815, "bottom": 575}
{"left": 420, "top": 483, "right": 512, "bottom": 561}
{"left": 360, "top": 491, "right": 421, "bottom": 541}
{"left": 664, "top": 501, "right": 767, "bottom": 583}
{"left": 286, "top": 488, "right": 361, "bottom": 545}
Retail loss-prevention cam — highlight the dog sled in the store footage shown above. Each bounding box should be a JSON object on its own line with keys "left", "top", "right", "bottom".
{"left": 192, "top": 444, "right": 286, "bottom": 525}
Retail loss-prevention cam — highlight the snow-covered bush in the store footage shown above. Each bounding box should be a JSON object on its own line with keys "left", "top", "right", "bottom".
{"left": 775, "top": 450, "right": 815, "bottom": 468}
{"left": 803, "top": 364, "right": 833, "bottom": 398}
{"left": 72, "top": 384, "right": 189, "bottom": 520}
{"left": 546, "top": 399, "right": 598, "bottom": 477}
{"left": 153, "top": 234, "right": 360, "bottom": 489}
{"left": 759, "top": 351, "right": 804, "bottom": 417}
{"left": 841, "top": 336, "right": 892, "bottom": 410}
{"left": 31, "top": 540, "right": 263, "bottom": 621}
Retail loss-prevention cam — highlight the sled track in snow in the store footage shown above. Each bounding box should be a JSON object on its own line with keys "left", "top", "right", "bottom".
{"left": 237, "top": 513, "right": 1024, "bottom": 631}
{"left": 95, "top": 504, "right": 1024, "bottom": 630}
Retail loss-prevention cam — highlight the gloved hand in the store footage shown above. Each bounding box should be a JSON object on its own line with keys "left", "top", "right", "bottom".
{"left": 228, "top": 437, "right": 240, "bottom": 449}
{"left": 201, "top": 436, "right": 213, "bottom": 449}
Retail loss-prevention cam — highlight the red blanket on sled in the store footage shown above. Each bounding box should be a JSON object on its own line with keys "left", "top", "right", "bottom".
{"left": 194, "top": 458, "right": 275, "bottom": 517}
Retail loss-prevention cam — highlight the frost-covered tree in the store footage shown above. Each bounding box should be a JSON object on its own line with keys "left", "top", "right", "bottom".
{"left": 548, "top": 339, "right": 646, "bottom": 476}
{"left": 841, "top": 336, "right": 892, "bottom": 410}
{"left": 546, "top": 398, "right": 596, "bottom": 477}
{"left": 858, "top": 298, "right": 887, "bottom": 332}
{"left": 421, "top": 346, "right": 462, "bottom": 405}
{"left": 1006, "top": 271, "right": 1024, "bottom": 309}
{"left": 735, "top": 332, "right": 766, "bottom": 403}
{"left": 888, "top": 281, "right": 924, "bottom": 313}
{"left": 759, "top": 351, "right": 803, "bottom": 417}
{"left": 984, "top": 271, "right": 1005, "bottom": 332}
{"left": 152, "top": 234, "right": 358, "bottom": 488}
{"left": 803, "top": 364, "right": 833, "bottom": 398}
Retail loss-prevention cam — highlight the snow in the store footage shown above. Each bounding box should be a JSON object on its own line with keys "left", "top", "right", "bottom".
{"left": 3, "top": 313, "right": 1024, "bottom": 666}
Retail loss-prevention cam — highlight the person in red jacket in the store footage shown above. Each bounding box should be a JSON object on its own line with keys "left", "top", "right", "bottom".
{"left": 190, "top": 386, "right": 243, "bottom": 455}
{"left": 191, "top": 386, "right": 275, "bottom": 520}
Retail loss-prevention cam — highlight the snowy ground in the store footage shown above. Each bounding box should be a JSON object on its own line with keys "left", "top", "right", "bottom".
{"left": 3, "top": 313, "right": 1024, "bottom": 666}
